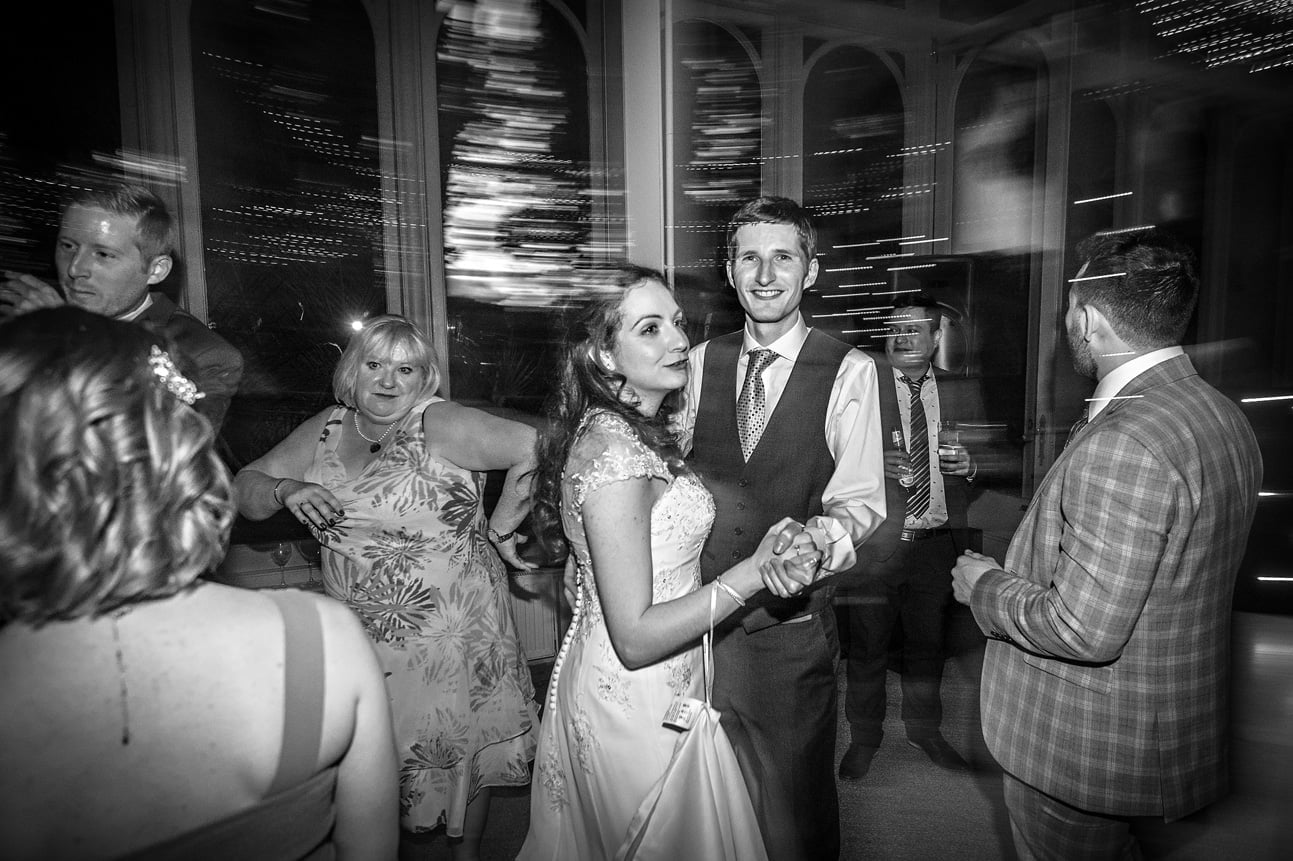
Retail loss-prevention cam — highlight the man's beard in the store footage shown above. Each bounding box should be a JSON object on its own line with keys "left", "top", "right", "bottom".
{"left": 1067, "top": 319, "right": 1097, "bottom": 379}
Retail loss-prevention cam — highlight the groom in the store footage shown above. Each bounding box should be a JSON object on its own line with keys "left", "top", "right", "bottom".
{"left": 679, "top": 196, "right": 887, "bottom": 861}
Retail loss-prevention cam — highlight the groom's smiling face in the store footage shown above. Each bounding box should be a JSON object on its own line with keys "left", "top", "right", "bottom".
{"left": 726, "top": 221, "right": 818, "bottom": 341}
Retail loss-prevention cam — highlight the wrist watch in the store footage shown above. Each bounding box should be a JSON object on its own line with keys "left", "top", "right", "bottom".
{"left": 488, "top": 526, "right": 515, "bottom": 543}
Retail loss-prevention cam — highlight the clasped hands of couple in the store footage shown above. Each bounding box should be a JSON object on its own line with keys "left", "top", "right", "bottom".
{"left": 560, "top": 517, "right": 826, "bottom": 608}
{"left": 758, "top": 517, "right": 828, "bottom": 599}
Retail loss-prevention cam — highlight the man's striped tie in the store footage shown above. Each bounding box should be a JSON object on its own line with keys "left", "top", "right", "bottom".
{"left": 902, "top": 373, "right": 931, "bottom": 517}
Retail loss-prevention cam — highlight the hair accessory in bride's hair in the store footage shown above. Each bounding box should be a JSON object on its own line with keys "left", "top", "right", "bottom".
{"left": 147, "top": 345, "right": 204, "bottom": 405}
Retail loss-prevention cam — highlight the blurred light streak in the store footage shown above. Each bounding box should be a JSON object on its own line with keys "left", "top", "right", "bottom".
{"left": 1073, "top": 191, "right": 1133, "bottom": 204}
{"left": 835, "top": 234, "right": 926, "bottom": 248}
{"left": 1095, "top": 224, "right": 1157, "bottom": 235}
{"left": 1069, "top": 272, "right": 1127, "bottom": 282}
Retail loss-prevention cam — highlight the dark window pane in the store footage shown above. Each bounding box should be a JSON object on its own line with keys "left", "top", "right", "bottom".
{"left": 0, "top": 4, "right": 121, "bottom": 276}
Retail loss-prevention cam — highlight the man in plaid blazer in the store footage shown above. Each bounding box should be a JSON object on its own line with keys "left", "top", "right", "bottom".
{"left": 952, "top": 228, "right": 1262, "bottom": 859}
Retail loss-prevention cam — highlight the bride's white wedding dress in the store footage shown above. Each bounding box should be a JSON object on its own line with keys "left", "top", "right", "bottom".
{"left": 519, "top": 410, "right": 763, "bottom": 860}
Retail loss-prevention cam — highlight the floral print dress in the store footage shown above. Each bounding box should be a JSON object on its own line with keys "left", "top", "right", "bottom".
{"left": 518, "top": 410, "right": 717, "bottom": 860}
{"left": 306, "top": 396, "right": 538, "bottom": 836}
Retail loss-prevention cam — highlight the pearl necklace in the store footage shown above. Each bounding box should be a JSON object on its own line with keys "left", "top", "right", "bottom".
{"left": 353, "top": 410, "right": 398, "bottom": 453}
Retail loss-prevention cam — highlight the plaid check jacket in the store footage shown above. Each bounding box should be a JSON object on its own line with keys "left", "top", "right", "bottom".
{"left": 971, "top": 354, "right": 1262, "bottom": 819}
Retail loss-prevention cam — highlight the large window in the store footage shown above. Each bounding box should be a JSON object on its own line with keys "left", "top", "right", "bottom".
{"left": 801, "top": 43, "right": 906, "bottom": 351}
{"left": 950, "top": 45, "right": 1045, "bottom": 486}
{"left": 192, "top": 0, "right": 387, "bottom": 469}
{"left": 669, "top": 19, "right": 763, "bottom": 341}
{"left": 437, "top": 0, "right": 594, "bottom": 412}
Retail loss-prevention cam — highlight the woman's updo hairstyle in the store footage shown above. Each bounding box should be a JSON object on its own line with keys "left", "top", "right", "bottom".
{"left": 0, "top": 307, "right": 235, "bottom": 624}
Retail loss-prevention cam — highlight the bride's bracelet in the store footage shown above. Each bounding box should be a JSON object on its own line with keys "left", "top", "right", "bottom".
{"left": 714, "top": 577, "right": 745, "bottom": 607}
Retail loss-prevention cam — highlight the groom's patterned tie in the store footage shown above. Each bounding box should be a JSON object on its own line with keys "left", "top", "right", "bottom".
{"left": 736, "top": 349, "right": 778, "bottom": 461}
{"left": 901, "top": 372, "right": 931, "bottom": 518}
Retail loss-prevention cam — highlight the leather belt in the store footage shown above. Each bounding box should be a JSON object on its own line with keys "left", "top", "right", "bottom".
{"left": 900, "top": 527, "right": 952, "bottom": 542}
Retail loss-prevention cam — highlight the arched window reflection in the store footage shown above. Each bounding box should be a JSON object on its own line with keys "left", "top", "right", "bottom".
{"left": 192, "top": 0, "right": 385, "bottom": 468}
{"left": 951, "top": 46, "right": 1044, "bottom": 486}
{"left": 670, "top": 19, "right": 761, "bottom": 339}
{"left": 953, "top": 52, "right": 1041, "bottom": 255}
{"left": 437, "top": 0, "right": 591, "bottom": 411}
{"left": 801, "top": 44, "right": 904, "bottom": 349}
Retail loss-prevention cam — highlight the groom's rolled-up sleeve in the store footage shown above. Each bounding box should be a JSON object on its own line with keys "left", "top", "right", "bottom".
{"left": 816, "top": 350, "right": 886, "bottom": 573}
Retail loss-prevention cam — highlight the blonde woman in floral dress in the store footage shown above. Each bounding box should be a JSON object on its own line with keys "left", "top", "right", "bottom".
{"left": 235, "top": 314, "right": 538, "bottom": 861}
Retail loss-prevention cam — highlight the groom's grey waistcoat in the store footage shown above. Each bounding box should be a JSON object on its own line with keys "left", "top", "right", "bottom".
{"left": 692, "top": 329, "right": 851, "bottom": 633}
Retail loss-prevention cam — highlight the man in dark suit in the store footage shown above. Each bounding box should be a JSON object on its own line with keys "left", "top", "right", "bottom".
{"left": 678, "top": 196, "right": 887, "bottom": 861}
{"left": 838, "top": 293, "right": 983, "bottom": 779}
{"left": 0, "top": 180, "right": 243, "bottom": 431}
{"left": 953, "top": 229, "right": 1262, "bottom": 859}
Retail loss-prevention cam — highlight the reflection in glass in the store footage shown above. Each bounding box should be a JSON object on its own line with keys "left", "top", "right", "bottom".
{"left": 670, "top": 20, "right": 762, "bottom": 341}
{"left": 801, "top": 44, "right": 905, "bottom": 352}
{"left": 949, "top": 48, "right": 1044, "bottom": 488}
{"left": 437, "top": 0, "right": 593, "bottom": 410}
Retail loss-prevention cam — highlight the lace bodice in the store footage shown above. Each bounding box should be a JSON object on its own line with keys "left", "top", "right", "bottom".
{"left": 562, "top": 411, "right": 715, "bottom": 617}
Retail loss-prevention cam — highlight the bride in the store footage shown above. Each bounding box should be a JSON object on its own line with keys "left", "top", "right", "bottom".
{"left": 518, "top": 265, "right": 820, "bottom": 860}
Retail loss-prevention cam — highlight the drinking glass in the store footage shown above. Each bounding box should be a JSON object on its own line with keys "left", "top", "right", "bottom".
{"left": 269, "top": 542, "right": 293, "bottom": 588}
{"left": 937, "top": 421, "right": 965, "bottom": 473}
{"left": 296, "top": 538, "right": 324, "bottom": 592}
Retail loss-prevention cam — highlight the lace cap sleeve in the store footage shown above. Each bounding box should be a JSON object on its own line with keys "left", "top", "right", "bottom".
{"left": 565, "top": 412, "right": 670, "bottom": 511}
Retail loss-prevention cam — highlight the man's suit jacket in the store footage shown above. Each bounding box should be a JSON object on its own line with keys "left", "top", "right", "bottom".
{"left": 971, "top": 354, "right": 1261, "bottom": 819}
{"left": 139, "top": 292, "right": 244, "bottom": 433}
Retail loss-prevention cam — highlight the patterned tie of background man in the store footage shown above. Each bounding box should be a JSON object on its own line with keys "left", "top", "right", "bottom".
{"left": 902, "top": 373, "right": 930, "bottom": 517}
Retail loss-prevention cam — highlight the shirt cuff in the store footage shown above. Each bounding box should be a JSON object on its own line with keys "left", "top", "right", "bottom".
{"left": 807, "top": 515, "right": 857, "bottom": 572}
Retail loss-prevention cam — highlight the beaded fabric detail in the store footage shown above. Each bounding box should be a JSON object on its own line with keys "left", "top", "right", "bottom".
{"left": 148, "top": 346, "right": 203, "bottom": 405}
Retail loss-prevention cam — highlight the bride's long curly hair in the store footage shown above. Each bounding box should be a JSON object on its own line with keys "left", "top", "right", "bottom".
{"left": 532, "top": 264, "right": 688, "bottom": 558}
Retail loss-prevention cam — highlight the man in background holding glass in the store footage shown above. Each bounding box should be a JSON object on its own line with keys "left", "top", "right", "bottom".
{"left": 839, "top": 292, "right": 984, "bottom": 779}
